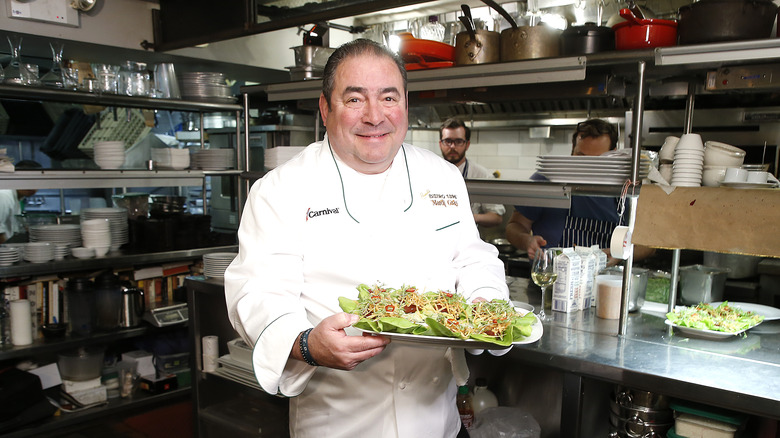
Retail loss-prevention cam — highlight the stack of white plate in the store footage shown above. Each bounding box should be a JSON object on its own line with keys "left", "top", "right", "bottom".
{"left": 54, "top": 244, "right": 70, "bottom": 260}
{"left": 28, "top": 224, "right": 82, "bottom": 247}
{"left": 179, "top": 72, "right": 236, "bottom": 103}
{"left": 80, "top": 218, "right": 111, "bottom": 256}
{"left": 80, "top": 208, "right": 129, "bottom": 251}
{"left": 191, "top": 149, "right": 235, "bottom": 170}
{"left": 536, "top": 155, "right": 651, "bottom": 185}
{"left": 671, "top": 134, "right": 704, "bottom": 187}
{"left": 265, "top": 147, "right": 306, "bottom": 169}
{"left": 151, "top": 148, "right": 190, "bottom": 170}
{"left": 0, "top": 247, "right": 21, "bottom": 266}
{"left": 1, "top": 243, "right": 26, "bottom": 259}
{"left": 203, "top": 252, "right": 237, "bottom": 279}
{"left": 94, "top": 141, "right": 126, "bottom": 169}
{"left": 24, "top": 242, "right": 55, "bottom": 263}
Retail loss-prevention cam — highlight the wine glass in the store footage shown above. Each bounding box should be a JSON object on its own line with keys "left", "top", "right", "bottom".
{"left": 531, "top": 248, "right": 557, "bottom": 320}
{"left": 4, "top": 35, "right": 23, "bottom": 84}
{"left": 41, "top": 42, "right": 65, "bottom": 88}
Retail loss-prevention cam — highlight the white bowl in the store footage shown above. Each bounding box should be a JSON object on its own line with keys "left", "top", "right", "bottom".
{"left": 71, "top": 247, "right": 95, "bottom": 259}
{"left": 659, "top": 136, "right": 679, "bottom": 162}
{"left": 702, "top": 165, "right": 729, "bottom": 187}
{"left": 92, "top": 246, "right": 110, "bottom": 256}
{"left": 675, "top": 133, "right": 704, "bottom": 151}
{"left": 704, "top": 141, "right": 745, "bottom": 167}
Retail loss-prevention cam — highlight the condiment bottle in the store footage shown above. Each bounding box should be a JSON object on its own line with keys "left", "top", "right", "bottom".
{"left": 420, "top": 15, "right": 446, "bottom": 42}
{"left": 472, "top": 378, "right": 498, "bottom": 414}
{"left": 457, "top": 385, "right": 475, "bottom": 429}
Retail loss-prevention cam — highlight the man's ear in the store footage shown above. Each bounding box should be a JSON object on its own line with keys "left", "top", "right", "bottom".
{"left": 318, "top": 94, "right": 329, "bottom": 126}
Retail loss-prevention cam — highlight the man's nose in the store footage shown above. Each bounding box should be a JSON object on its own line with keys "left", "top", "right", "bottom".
{"left": 362, "top": 100, "right": 385, "bottom": 125}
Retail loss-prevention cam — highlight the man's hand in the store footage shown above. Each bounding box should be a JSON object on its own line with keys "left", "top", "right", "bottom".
{"left": 303, "top": 313, "right": 390, "bottom": 371}
{"left": 525, "top": 235, "right": 547, "bottom": 260}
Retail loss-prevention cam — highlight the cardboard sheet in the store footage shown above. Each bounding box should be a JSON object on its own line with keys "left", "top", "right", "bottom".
{"left": 633, "top": 185, "right": 780, "bottom": 257}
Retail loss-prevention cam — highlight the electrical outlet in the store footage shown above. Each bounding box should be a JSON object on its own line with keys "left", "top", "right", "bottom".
{"left": 6, "top": 0, "right": 79, "bottom": 27}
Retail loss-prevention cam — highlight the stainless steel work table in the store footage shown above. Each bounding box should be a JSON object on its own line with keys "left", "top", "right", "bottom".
{"left": 495, "top": 277, "right": 780, "bottom": 428}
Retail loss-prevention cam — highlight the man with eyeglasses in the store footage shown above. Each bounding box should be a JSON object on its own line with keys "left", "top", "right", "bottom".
{"left": 439, "top": 118, "right": 505, "bottom": 229}
{"left": 506, "top": 119, "right": 654, "bottom": 265}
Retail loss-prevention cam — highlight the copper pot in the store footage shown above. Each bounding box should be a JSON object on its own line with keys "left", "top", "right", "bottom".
{"left": 455, "top": 29, "right": 500, "bottom": 65}
{"left": 500, "top": 24, "right": 561, "bottom": 61}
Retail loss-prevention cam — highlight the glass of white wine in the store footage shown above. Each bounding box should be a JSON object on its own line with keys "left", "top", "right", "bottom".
{"left": 531, "top": 248, "right": 557, "bottom": 320}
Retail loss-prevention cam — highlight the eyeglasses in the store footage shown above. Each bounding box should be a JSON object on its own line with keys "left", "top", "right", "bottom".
{"left": 440, "top": 138, "right": 467, "bottom": 147}
{"left": 576, "top": 121, "right": 614, "bottom": 135}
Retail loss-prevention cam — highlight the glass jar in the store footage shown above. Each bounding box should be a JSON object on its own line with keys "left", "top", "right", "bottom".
{"left": 119, "top": 61, "right": 151, "bottom": 96}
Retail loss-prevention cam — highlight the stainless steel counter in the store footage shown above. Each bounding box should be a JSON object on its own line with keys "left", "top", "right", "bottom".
{"left": 504, "top": 276, "right": 780, "bottom": 421}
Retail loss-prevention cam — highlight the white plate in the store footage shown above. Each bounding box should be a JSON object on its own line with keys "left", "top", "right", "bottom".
{"left": 709, "top": 302, "right": 780, "bottom": 321}
{"left": 355, "top": 309, "right": 542, "bottom": 349}
{"left": 664, "top": 319, "right": 758, "bottom": 340}
{"left": 719, "top": 181, "right": 777, "bottom": 189}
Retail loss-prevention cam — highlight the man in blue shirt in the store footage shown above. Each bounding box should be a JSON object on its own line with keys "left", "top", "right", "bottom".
{"left": 506, "top": 119, "right": 652, "bottom": 265}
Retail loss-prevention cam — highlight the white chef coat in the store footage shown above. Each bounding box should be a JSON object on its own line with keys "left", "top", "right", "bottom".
{"left": 224, "top": 136, "right": 509, "bottom": 438}
{"left": 0, "top": 190, "right": 20, "bottom": 240}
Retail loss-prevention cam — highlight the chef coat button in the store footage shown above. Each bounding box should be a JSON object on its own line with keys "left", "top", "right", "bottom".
{"left": 399, "top": 382, "right": 406, "bottom": 390}
{"left": 432, "top": 377, "right": 439, "bottom": 384}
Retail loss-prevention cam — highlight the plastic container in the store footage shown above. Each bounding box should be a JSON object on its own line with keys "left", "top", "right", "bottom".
{"left": 675, "top": 413, "right": 738, "bottom": 438}
{"left": 600, "top": 266, "right": 647, "bottom": 312}
{"left": 67, "top": 277, "right": 96, "bottom": 335}
{"left": 472, "top": 378, "right": 498, "bottom": 414}
{"left": 57, "top": 346, "right": 106, "bottom": 381}
{"left": 457, "top": 385, "right": 475, "bottom": 429}
{"left": 595, "top": 275, "right": 623, "bottom": 319}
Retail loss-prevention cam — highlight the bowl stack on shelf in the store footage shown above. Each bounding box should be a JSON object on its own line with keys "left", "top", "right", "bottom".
{"left": 202, "top": 252, "right": 237, "bottom": 279}
{"left": 80, "top": 208, "right": 129, "bottom": 251}
{"left": 702, "top": 141, "right": 745, "bottom": 187}
{"left": 79, "top": 218, "right": 112, "bottom": 257}
{"left": 93, "top": 141, "right": 126, "bottom": 170}
{"left": 670, "top": 133, "right": 704, "bottom": 187}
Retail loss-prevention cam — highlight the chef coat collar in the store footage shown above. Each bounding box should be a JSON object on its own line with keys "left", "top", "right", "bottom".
{"left": 325, "top": 134, "right": 414, "bottom": 224}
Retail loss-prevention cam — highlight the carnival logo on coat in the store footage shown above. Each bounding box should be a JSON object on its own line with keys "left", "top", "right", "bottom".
{"left": 306, "top": 207, "right": 341, "bottom": 221}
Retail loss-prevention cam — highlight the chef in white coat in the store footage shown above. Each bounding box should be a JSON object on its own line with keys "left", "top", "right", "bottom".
{"left": 224, "top": 39, "right": 509, "bottom": 438}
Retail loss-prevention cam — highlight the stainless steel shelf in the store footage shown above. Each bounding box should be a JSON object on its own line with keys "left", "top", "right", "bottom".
{"left": 0, "top": 245, "right": 237, "bottom": 278}
{"left": 0, "top": 84, "right": 242, "bottom": 112}
{"left": 465, "top": 179, "right": 630, "bottom": 209}
{"left": 0, "top": 169, "right": 241, "bottom": 190}
{"left": 655, "top": 38, "right": 780, "bottom": 66}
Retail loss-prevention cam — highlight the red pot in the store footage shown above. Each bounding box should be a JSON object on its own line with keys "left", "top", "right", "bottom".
{"left": 612, "top": 8, "right": 677, "bottom": 50}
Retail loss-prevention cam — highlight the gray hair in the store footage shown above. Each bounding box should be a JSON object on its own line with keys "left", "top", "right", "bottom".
{"left": 321, "top": 39, "right": 407, "bottom": 110}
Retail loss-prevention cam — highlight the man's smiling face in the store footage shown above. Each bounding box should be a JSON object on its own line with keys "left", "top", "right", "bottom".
{"left": 319, "top": 53, "right": 409, "bottom": 175}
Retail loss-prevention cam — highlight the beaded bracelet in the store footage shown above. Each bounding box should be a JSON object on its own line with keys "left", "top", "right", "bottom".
{"left": 299, "top": 328, "right": 319, "bottom": 367}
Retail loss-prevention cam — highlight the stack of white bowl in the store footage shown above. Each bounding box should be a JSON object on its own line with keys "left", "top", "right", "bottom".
{"left": 0, "top": 247, "right": 21, "bottom": 266}
{"left": 80, "top": 208, "right": 129, "bottom": 251}
{"left": 702, "top": 141, "right": 746, "bottom": 187}
{"left": 24, "top": 242, "right": 55, "bottom": 263}
{"left": 93, "top": 141, "right": 126, "bottom": 169}
{"left": 151, "top": 148, "right": 190, "bottom": 170}
{"left": 80, "top": 218, "right": 111, "bottom": 256}
{"left": 670, "top": 134, "right": 704, "bottom": 187}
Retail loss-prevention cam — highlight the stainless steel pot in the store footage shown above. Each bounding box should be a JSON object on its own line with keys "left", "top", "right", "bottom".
{"left": 500, "top": 24, "right": 561, "bottom": 61}
{"left": 614, "top": 385, "right": 670, "bottom": 410}
{"left": 678, "top": 264, "right": 729, "bottom": 305}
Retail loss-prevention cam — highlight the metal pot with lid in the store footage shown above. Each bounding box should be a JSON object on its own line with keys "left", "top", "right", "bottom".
{"left": 561, "top": 22, "right": 615, "bottom": 55}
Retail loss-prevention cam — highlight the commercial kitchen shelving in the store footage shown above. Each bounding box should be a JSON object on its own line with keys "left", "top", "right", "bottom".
{"left": 0, "top": 83, "right": 244, "bottom": 437}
